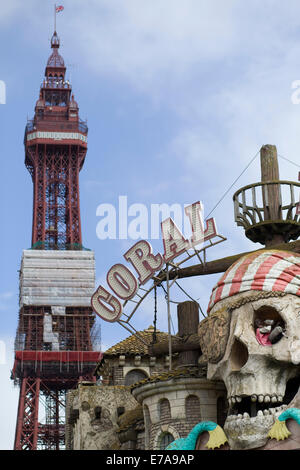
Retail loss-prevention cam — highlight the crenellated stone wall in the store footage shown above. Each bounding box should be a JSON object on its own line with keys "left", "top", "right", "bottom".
{"left": 132, "top": 375, "right": 226, "bottom": 450}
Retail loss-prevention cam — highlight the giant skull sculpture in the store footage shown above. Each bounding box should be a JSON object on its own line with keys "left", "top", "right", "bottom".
{"left": 198, "top": 250, "right": 300, "bottom": 450}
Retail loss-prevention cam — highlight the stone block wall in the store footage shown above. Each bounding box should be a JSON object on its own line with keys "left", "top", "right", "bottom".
{"left": 66, "top": 383, "right": 139, "bottom": 450}
{"left": 132, "top": 377, "right": 226, "bottom": 450}
{"left": 102, "top": 355, "right": 171, "bottom": 386}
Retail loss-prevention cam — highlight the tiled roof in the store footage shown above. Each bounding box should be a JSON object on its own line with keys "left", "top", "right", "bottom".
{"left": 103, "top": 325, "right": 172, "bottom": 357}
{"left": 130, "top": 365, "right": 207, "bottom": 391}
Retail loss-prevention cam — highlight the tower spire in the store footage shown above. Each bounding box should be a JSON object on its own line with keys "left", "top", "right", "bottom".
{"left": 12, "top": 25, "right": 99, "bottom": 451}
{"left": 25, "top": 26, "right": 87, "bottom": 249}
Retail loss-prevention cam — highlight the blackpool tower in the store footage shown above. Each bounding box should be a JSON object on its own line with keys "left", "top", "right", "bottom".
{"left": 12, "top": 30, "right": 101, "bottom": 450}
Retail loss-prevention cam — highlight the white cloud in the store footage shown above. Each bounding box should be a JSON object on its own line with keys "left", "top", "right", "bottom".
{"left": 18, "top": 2, "right": 300, "bottom": 182}
{"left": 52, "top": 1, "right": 300, "bottom": 104}
{"left": 0, "top": 292, "right": 13, "bottom": 300}
{"left": 0, "top": 338, "right": 18, "bottom": 450}
{"left": 68, "top": 0, "right": 238, "bottom": 86}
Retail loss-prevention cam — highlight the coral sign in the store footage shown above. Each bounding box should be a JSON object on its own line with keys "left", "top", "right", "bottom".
{"left": 91, "top": 201, "right": 218, "bottom": 322}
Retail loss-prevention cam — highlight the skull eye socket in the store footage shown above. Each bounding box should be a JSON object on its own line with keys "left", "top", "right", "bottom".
{"left": 253, "top": 306, "right": 285, "bottom": 345}
{"left": 230, "top": 338, "right": 249, "bottom": 371}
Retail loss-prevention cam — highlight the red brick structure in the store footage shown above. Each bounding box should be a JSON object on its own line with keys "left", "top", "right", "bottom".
{"left": 12, "top": 31, "right": 100, "bottom": 450}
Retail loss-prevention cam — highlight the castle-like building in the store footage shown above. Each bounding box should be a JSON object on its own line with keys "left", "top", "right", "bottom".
{"left": 65, "top": 302, "right": 227, "bottom": 450}
{"left": 66, "top": 145, "right": 300, "bottom": 451}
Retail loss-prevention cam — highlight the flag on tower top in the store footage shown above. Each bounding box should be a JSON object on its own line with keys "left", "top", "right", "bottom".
{"left": 56, "top": 5, "right": 64, "bottom": 12}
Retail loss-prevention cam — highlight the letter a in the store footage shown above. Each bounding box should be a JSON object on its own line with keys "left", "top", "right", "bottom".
{"left": 161, "top": 218, "right": 189, "bottom": 262}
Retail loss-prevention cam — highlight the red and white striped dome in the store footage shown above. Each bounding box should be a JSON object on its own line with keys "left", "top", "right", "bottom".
{"left": 207, "top": 250, "right": 300, "bottom": 313}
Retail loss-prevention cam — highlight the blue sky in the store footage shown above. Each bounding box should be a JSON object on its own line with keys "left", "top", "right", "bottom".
{"left": 0, "top": 0, "right": 300, "bottom": 449}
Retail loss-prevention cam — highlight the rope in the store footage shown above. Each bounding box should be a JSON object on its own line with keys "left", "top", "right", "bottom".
{"left": 205, "top": 149, "right": 260, "bottom": 220}
{"left": 174, "top": 281, "right": 206, "bottom": 317}
{"left": 158, "top": 284, "right": 176, "bottom": 335}
{"left": 229, "top": 289, "right": 286, "bottom": 311}
{"left": 152, "top": 285, "right": 157, "bottom": 344}
{"left": 278, "top": 154, "right": 300, "bottom": 169}
{"left": 159, "top": 278, "right": 207, "bottom": 328}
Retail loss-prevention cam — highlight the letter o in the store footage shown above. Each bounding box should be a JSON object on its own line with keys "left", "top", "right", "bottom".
{"left": 107, "top": 264, "right": 138, "bottom": 300}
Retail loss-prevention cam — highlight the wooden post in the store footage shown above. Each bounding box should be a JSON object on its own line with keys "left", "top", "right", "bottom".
{"left": 177, "top": 301, "right": 199, "bottom": 336}
{"left": 260, "top": 145, "right": 284, "bottom": 246}
{"left": 177, "top": 301, "right": 199, "bottom": 367}
{"left": 148, "top": 302, "right": 201, "bottom": 361}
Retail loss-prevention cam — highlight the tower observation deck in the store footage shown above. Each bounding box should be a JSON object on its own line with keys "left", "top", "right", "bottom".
{"left": 12, "top": 31, "right": 101, "bottom": 450}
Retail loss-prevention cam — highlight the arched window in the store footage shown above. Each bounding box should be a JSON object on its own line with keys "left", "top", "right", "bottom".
{"left": 185, "top": 395, "right": 201, "bottom": 420}
{"left": 158, "top": 398, "right": 171, "bottom": 421}
{"left": 159, "top": 432, "right": 174, "bottom": 450}
{"left": 124, "top": 369, "right": 148, "bottom": 386}
{"left": 154, "top": 425, "right": 180, "bottom": 450}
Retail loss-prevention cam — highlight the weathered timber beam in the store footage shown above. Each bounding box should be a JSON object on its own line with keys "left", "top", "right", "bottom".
{"left": 149, "top": 340, "right": 200, "bottom": 356}
{"left": 156, "top": 239, "right": 300, "bottom": 282}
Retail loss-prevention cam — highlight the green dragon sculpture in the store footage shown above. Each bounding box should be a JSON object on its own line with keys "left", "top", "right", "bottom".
{"left": 166, "top": 407, "right": 300, "bottom": 450}
{"left": 268, "top": 407, "right": 300, "bottom": 441}
{"left": 166, "top": 421, "right": 228, "bottom": 450}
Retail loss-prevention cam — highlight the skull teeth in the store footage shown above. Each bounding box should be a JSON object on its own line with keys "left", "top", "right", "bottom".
{"left": 227, "top": 404, "right": 287, "bottom": 421}
{"left": 227, "top": 394, "right": 285, "bottom": 419}
{"left": 229, "top": 394, "right": 283, "bottom": 404}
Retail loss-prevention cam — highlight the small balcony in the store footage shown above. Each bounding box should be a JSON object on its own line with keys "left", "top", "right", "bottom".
{"left": 41, "top": 79, "right": 71, "bottom": 90}
{"left": 233, "top": 180, "right": 300, "bottom": 245}
{"left": 25, "top": 117, "right": 88, "bottom": 136}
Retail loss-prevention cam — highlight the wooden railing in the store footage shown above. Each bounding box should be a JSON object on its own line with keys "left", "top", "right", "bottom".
{"left": 233, "top": 180, "right": 300, "bottom": 230}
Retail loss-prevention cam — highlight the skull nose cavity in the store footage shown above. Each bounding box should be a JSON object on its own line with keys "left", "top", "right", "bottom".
{"left": 229, "top": 338, "right": 249, "bottom": 371}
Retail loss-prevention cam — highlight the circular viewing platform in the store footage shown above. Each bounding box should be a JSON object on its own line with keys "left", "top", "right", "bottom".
{"left": 233, "top": 180, "right": 300, "bottom": 245}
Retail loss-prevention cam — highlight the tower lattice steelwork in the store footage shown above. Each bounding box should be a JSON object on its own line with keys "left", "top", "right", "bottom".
{"left": 12, "top": 30, "right": 101, "bottom": 450}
